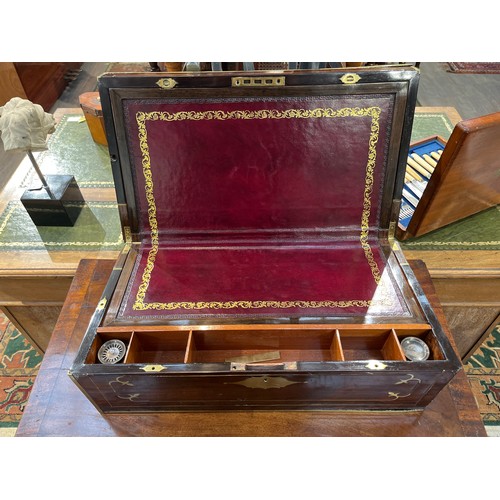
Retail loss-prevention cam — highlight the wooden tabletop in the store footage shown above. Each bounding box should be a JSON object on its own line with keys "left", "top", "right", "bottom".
{"left": 16, "top": 258, "right": 486, "bottom": 437}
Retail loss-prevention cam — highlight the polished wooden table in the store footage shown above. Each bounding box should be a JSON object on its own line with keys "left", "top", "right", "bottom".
{"left": 16, "top": 258, "right": 486, "bottom": 437}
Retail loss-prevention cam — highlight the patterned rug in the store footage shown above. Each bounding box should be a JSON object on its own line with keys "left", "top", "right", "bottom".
{"left": 465, "top": 325, "right": 500, "bottom": 437}
{"left": 0, "top": 311, "right": 42, "bottom": 437}
{"left": 446, "top": 62, "right": 500, "bottom": 74}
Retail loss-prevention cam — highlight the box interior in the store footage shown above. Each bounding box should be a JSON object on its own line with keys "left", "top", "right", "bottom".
{"left": 110, "top": 92, "right": 415, "bottom": 322}
{"left": 86, "top": 325, "right": 445, "bottom": 365}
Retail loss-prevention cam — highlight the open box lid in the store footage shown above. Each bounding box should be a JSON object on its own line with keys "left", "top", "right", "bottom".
{"left": 98, "top": 67, "right": 422, "bottom": 324}
{"left": 100, "top": 67, "right": 419, "bottom": 241}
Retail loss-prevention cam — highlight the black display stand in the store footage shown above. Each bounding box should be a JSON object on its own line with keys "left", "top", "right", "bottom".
{"left": 21, "top": 174, "right": 84, "bottom": 227}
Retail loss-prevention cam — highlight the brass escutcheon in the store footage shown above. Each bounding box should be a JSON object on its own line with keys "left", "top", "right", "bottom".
{"left": 340, "top": 73, "right": 361, "bottom": 84}
{"left": 156, "top": 78, "right": 178, "bottom": 89}
{"left": 96, "top": 297, "right": 107, "bottom": 311}
{"left": 141, "top": 364, "right": 166, "bottom": 372}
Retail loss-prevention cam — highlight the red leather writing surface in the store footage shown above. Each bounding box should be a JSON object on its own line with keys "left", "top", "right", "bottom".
{"left": 118, "top": 243, "right": 409, "bottom": 320}
{"left": 123, "top": 95, "right": 394, "bottom": 240}
{"left": 117, "top": 93, "right": 406, "bottom": 321}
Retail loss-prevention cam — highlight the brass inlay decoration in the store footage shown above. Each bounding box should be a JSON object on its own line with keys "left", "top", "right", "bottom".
{"left": 133, "top": 105, "right": 385, "bottom": 311}
{"left": 340, "top": 73, "right": 361, "bottom": 85}
{"left": 96, "top": 297, "right": 107, "bottom": 311}
{"left": 388, "top": 391, "right": 412, "bottom": 400}
{"left": 140, "top": 364, "right": 166, "bottom": 372}
{"left": 156, "top": 78, "right": 178, "bottom": 90}
{"left": 395, "top": 373, "right": 422, "bottom": 385}
{"left": 109, "top": 376, "right": 133, "bottom": 387}
{"left": 116, "top": 393, "right": 140, "bottom": 401}
{"left": 365, "top": 360, "right": 387, "bottom": 370}
{"left": 228, "top": 376, "right": 305, "bottom": 390}
{"left": 109, "top": 376, "right": 140, "bottom": 402}
{"left": 232, "top": 76, "right": 285, "bottom": 87}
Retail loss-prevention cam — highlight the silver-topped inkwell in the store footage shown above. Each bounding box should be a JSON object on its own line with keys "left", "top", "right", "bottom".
{"left": 401, "top": 337, "right": 430, "bottom": 361}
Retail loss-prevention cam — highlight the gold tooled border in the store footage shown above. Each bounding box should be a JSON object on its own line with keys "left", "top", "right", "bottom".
{"left": 133, "top": 106, "right": 383, "bottom": 311}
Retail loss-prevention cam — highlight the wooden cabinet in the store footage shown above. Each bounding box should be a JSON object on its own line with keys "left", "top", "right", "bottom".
{"left": 402, "top": 249, "right": 500, "bottom": 360}
{"left": 0, "top": 62, "right": 81, "bottom": 110}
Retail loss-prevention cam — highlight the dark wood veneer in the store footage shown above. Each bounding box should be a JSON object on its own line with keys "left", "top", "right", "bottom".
{"left": 69, "top": 67, "right": 462, "bottom": 413}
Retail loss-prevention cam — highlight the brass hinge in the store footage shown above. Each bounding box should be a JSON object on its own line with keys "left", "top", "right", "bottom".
{"left": 232, "top": 76, "right": 285, "bottom": 87}
{"left": 389, "top": 221, "right": 396, "bottom": 245}
{"left": 124, "top": 226, "right": 132, "bottom": 243}
{"left": 156, "top": 78, "right": 178, "bottom": 90}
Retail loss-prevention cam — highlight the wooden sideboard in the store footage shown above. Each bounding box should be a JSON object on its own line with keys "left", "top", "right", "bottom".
{"left": 402, "top": 249, "right": 500, "bottom": 360}
{"left": 0, "top": 62, "right": 82, "bottom": 111}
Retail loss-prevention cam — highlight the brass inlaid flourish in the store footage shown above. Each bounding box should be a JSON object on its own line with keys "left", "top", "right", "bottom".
{"left": 109, "top": 376, "right": 134, "bottom": 387}
{"left": 133, "top": 105, "right": 385, "bottom": 311}
{"left": 109, "top": 377, "right": 140, "bottom": 402}
{"left": 228, "top": 376, "right": 305, "bottom": 390}
{"left": 116, "top": 393, "right": 140, "bottom": 401}
{"left": 395, "top": 374, "right": 422, "bottom": 385}
{"left": 388, "top": 391, "right": 412, "bottom": 400}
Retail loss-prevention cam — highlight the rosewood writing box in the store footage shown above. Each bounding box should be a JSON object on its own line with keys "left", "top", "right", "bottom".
{"left": 397, "top": 111, "right": 500, "bottom": 240}
{"left": 69, "top": 67, "right": 461, "bottom": 413}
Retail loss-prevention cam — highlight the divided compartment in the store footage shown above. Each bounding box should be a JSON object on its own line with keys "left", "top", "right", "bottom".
{"left": 85, "top": 330, "right": 133, "bottom": 364}
{"left": 124, "top": 330, "right": 189, "bottom": 364}
{"left": 339, "top": 328, "right": 406, "bottom": 362}
{"left": 396, "top": 327, "right": 444, "bottom": 361}
{"left": 186, "top": 329, "right": 343, "bottom": 364}
{"left": 338, "top": 326, "right": 442, "bottom": 362}
{"left": 88, "top": 324, "right": 444, "bottom": 366}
